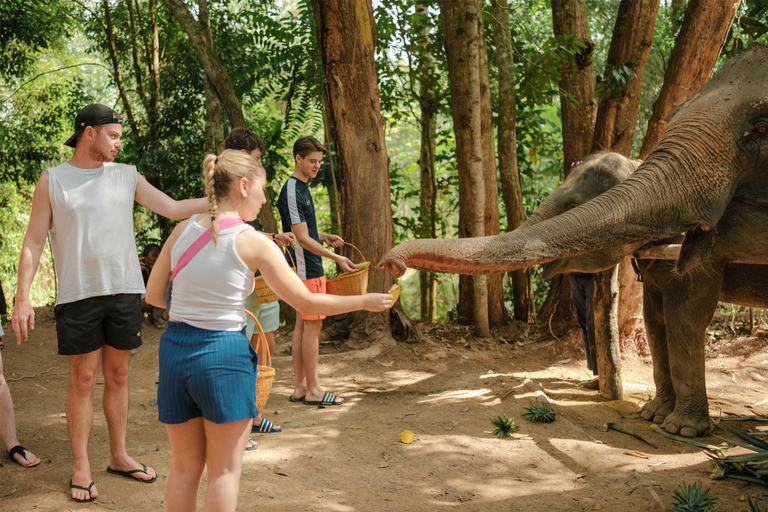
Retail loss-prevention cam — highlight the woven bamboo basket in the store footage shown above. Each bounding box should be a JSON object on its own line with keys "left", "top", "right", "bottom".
{"left": 326, "top": 243, "right": 369, "bottom": 296}
{"left": 254, "top": 246, "right": 296, "bottom": 304}
{"left": 245, "top": 309, "right": 274, "bottom": 414}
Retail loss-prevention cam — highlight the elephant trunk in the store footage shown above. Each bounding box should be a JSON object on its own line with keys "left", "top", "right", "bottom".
{"left": 380, "top": 152, "right": 733, "bottom": 277}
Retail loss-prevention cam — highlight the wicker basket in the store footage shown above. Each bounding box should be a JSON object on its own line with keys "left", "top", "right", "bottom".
{"left": 326, "top": 243, "right": 369, "bottom": 296}
{"left": 254, "top": 247, "right": 296, "bottom": 304}
{"left": 245, "top": 309, "right": 274, "bottom": 414}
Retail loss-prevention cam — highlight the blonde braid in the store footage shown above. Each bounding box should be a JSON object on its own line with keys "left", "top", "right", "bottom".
{"left": 202, "top": 154, "right": 220, "bottom": 247}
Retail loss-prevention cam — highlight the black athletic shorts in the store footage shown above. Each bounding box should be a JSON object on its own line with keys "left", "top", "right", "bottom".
{"left": 54, "top": 294, "right": 143, "bottom": 356}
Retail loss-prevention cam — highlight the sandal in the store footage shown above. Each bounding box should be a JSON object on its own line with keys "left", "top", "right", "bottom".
{"left": 69, "top": 480, "right": 96, "bottom": 502}
{"left": 106, "top": 463, "right": 157, "bottom": 483}
{"left": 8, "top": 445, "right": 41, "bottom": 468}
{"left": 245, "top": 438, "right": 258, "bottom": 451}
{"left": 303, "top": 391, "right": 345, "bottom": 406}
{"left": 251, "top": 418, "right": 283, "bottom": 434}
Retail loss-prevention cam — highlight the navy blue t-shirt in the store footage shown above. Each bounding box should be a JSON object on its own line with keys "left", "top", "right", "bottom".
{"left": 277, "top": 176, "right": 324, "bottom": 280}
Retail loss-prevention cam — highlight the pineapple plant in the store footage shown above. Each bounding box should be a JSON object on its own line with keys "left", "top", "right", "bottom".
{"left": 522, "top": 400, "right": 556, "bottom": 423}
{"left": 491, "top": 415, "right": 518, "bottom": 439}
{"left": 671, "top": 481, "right": 721, "bottom": 512}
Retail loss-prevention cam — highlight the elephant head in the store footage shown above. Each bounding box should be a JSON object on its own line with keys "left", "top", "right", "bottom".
{"left": 380, "top": 45, "right": 768, "bottom": 277}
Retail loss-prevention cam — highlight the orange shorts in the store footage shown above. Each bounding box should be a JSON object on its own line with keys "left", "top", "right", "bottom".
{"left": 299, "top": 276, "right": 326, "bottom": 321}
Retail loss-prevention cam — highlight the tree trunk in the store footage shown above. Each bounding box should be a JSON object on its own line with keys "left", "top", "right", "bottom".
{"left": 311, "top": 0, "right": 394, "bottom": 339}
{"left": 639, "top": 0, "right": 738, "bottom": 159}
{"left": 591, "top": 0, "right": 659, "bottom": 155}
{"left": 492, "top": 0, "right": 534, "bottom": 323}
{"left": 203, "top": 77, "right": 224, "bottom": 155}
{"left": 415, "top": 1, "right": 438, "bottom": 323}
{"left": 162, "top": 0, "right": 246, "bottom": 129}
{"left": 593, "top": 266, "right": 623, "bottom": 400}
{"left": 590, "top": 0, "right": 659, "bottom": 396}
{"left": 465, "top": 1, "right": 489, "bottom": 337}
{"left": 552, "top": 0, "right": 596, "bottom": 175}
{"left": 102, "top": 0, "right": 138, "bottom": 134}
{"left": 441, "top": 0, "right": 502, "bottom": 332}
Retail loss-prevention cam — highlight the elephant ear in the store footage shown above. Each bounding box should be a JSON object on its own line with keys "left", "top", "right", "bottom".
{"left": 677, "top": 226, "right": 717, "bottom": 275}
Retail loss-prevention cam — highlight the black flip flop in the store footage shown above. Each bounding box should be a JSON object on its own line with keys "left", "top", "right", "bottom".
{"left": 8, "top": 445, "right": 41, "bottom": 468}
{"left": 288, "top": 395, "right": 305, "bottom": 403}
{"left": 70, "top": 480, "right": 96, "bottom": 502}
{"left": 106, "top": 463, "right": 157, "bottom": 483}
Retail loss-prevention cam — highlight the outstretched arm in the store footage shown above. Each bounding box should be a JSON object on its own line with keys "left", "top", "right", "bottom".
{"left": 135, "top": 173, "right": 208, "bottom": 220}
{"left": 12, "top": 172, "right": 53, "bottom": 343}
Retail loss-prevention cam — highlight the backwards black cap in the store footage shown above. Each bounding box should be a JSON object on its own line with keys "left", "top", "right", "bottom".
{"left": 64, "top": 104, "right": 123, "bottom": 148}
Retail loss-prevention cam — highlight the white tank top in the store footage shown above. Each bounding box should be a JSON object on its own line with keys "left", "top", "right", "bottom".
{"left": 48, "top": 162, "right": 145, "bottom": 305}
{"left": 169, "top": 215, "right": 255, "bottom": 331}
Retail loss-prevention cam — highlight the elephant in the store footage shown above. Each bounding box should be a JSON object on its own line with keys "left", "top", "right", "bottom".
{"left": 380, "top": 45, "right": 768, "bottom": 437}
{"left": 522, "top": 151, "right": 768, "bottom": 438}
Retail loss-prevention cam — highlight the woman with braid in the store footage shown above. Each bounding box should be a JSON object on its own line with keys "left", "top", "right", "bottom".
{"left": 145, "top": 150, "right": 392, "bottom": 511}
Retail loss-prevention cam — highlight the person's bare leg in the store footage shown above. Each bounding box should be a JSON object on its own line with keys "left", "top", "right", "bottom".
{"left": 202, "top": 418, "right": 252, "bottom": 512}
{"left": 252, "top": 331, "right": 280, "bottom": 430}
{"left": 165, "top": 418, "right": 206, "bottom": 512}
{"left": 302, "top": 319, "right": 341, "bottom": 403}
{"left": 102, "top": 345, "right": 156, "bottom": 481}
{"left": 0, "top": 352, "right": 38, "bottom": 466}
{"left": 67, "top": 350, "right": 101, "bottom": 501}
{"left": 291, "top": 316, "right": 306, "bottom": 399}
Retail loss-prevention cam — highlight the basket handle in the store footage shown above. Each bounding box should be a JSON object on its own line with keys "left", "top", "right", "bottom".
{"left": 282, "top": 244, "right": 296, "bottom": 269}
{"left": 244, "top": 308, "right": 271, "bottom": 368}
{"left": 342, "top": 242, "right": 366, "bottom": 264}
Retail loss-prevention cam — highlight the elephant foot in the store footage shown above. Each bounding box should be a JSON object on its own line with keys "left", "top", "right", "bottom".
{"left": 639, "top": 396, "right": 675, "bottom": 424}
{"left": 660, "top": 408, "right": 711, "bottom": 438}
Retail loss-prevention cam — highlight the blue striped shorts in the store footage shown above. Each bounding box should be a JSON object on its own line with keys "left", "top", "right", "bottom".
{"left": 158, "top": 322, "right": 258, "bottom": 424}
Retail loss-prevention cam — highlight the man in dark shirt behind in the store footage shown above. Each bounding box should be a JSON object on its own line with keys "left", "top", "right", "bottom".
{"left": 277, "top": 136, "right": 356, "bottom": 407}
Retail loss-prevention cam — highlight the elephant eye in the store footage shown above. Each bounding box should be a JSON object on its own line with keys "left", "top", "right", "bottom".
{"left": 751, "top": 118, "right": 768, "bottom": 135}
{"left": 564, "top": 202, "right": 580, "bottom": 211}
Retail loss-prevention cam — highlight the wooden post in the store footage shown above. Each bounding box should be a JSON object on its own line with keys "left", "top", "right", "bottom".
{"left": 593, "top": 266, "right": 623, "bottom": 400}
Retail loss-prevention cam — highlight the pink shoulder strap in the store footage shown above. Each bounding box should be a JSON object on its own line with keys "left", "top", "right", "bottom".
{"left": 170, "top": 217, "right": 244, "bottom": 282}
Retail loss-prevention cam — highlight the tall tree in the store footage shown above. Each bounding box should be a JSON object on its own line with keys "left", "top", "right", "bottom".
{"left": 639, "top": 0, "right": 739, "bottom": 159}
{"left": 441, "top": 0, "right": 505, "bottom": 334}
{"left": 492, "top": 0, "right": 534, "bottom": 323}
{"left": 591, "top": 0, "right": 660, "bottom": 400}
{"left": 539, "top": 0, "right": 598, "bottom": 330}
{"left": 414, "top": 2, "right": 440, "bottom": 323}
{"left": 161, "top": 0, "right": 245, "bottom": 130}
{"left": 311, "top": 0, "right": 395, "bottom": 338}
{"left": 592, "top": 0, "right": 659, "bottom": 155}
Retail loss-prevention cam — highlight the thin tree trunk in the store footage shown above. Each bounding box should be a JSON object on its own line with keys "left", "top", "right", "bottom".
{"left": 148, "top": 0, "right": 160, "bottom": 139}
{"left": 441, "top": 0, "right": 492, "bottom": 336}
{"left": 593, "top": 266, "right": 623, "bottom": 400}
{"left": 591, "top": 0, "right": 659, "bottom": 399}
{"left": 162, "top": 0, "right": 246, "bottom": 129}
{"left": 639, "top": 0, "right": 738, "bottom": 159}
{"left": 203, "top": 77, "right": 224, "bottom": 154}
{"left": 102, "top": 0, "right": 138, "bottom": 134}
{"left": 591, "top": 0, "right": 659, "bottom": 155}
{"left": 415, "top": 1, "right": 438, "bottom": 323}
{"left": 671, "top": 0, "right": 686, "bottom": 19}
{"left": 126, "top": 0, "right": 148, "bottom": 111}
{"left": 311, "top": 0, "right": 394, "bottom": 339}
{"left": 492, "top": 0, "right": 534, "bottom": 323}
{"left": 466, "top": 1, "right": 489, "bottom": 337}
{"left": 478, "top": 10, "right": 505, "bottom": 328}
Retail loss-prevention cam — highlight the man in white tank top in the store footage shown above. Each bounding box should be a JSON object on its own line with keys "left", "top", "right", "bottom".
{"left": 11, "top": 104, "right": 208, "bottom": 503}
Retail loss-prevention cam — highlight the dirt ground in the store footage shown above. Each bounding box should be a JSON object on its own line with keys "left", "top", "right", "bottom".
{"left": 1, "top": 308, "right": 767, "bottom": 511}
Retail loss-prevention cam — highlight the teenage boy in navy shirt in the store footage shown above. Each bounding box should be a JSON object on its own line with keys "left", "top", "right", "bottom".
{"left": 277, "top": 136, "right": 356, "bottom": 406}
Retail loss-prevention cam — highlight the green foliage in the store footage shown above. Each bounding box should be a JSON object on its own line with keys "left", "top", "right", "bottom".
{"left": 522, "top": 400, "right": 556, "bottom": 423}
{"left": 746, "top": 495, "right": 765, "bottom": 512}
{"left": 671, "top": 481, "right": 722, "bottom": 512}
{"left": 491, "top": 414, "right": 519, "bottom": 439}
{"left": 725, "top": 0, "right": 768, "bottom": 59}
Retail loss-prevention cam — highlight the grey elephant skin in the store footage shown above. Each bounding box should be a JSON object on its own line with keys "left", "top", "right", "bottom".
{"left": 380, "top": 45, "right": 768, "bottom": 437}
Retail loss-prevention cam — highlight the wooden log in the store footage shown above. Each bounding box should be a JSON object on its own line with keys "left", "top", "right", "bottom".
{"left": 633, "top": 244, "right": 681, "bottom": 260}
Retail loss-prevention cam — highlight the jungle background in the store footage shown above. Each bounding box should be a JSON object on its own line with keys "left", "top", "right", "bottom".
{"left": 3, "top": 1, "right": 768, "bottom": 510}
